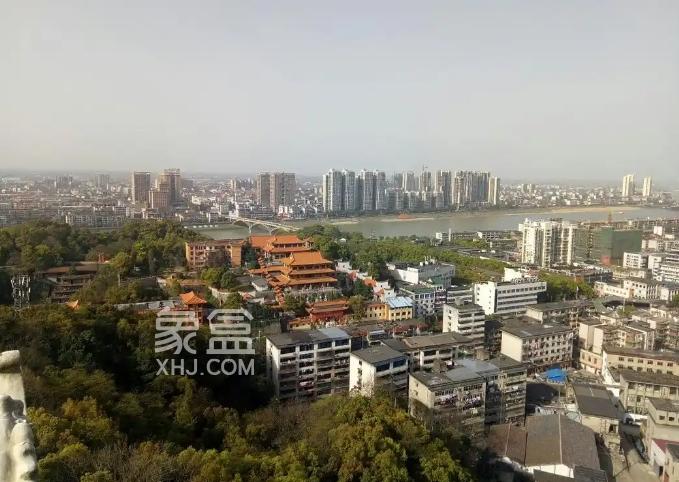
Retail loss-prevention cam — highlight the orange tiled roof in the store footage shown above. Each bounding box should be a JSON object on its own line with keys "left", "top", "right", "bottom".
{"left": 249, "top": 234, "right": 273, "bottom": 249}
{"left": 308, "top": 298, "right": 349, "bottom": 308}
{"left": 180, "top": 291, "right": 207, "bottom": 305}
{"left": 283, "top": 251, "right": 331, "bottom": 266}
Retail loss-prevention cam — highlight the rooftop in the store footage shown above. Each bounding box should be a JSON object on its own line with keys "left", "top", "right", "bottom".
{"left": 267, "top": 327, "right": 349, "bottom": 348}
{"left": 603, "top": 345, "right": 679, "bottom": 362}
{"left": 444, "top": 302, "right": 484, "bottom": 313}
{"left": 488, "top": 414, "right": 599, "bottom": 472}
{"left": 618, "top": 369, "right": 679, "bottom": 386}
{"left": 399, "top": 332, "right": 474, "bottom": 349}
{"left": 502, "top": 321, "right": 572, "bottom": 338}
{"left": 647, "top": 397, "right": 679, "bottom": 412}
{"left": 351, "top": 346, "right": 406, "bottom": 365}
{"left": 526, "top": 300, "right": 594, "bottom": 312}
{"left": 572, "top": 383, "right": 619, "bottom": 420}
{"left": 386, "top": 296, "right": 413, "bottom": 309}
{"left": 410, "top": 366, "right": 483, "bottom": 387}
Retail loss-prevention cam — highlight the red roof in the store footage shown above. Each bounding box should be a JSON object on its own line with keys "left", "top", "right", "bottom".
{"left": 180, "top": 291, "right": 207, "bottom": 305}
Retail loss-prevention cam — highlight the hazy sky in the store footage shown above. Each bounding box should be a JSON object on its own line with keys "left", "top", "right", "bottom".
{"left": 1, "top": 1, "right": 677, "bottom": 179}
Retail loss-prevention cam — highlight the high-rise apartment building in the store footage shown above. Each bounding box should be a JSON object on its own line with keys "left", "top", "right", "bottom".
{"left": 375, "top": 171, "right": 387, "bottom": 210}
{"left": 403, "top": 171, "right": 417, "bottom": 191}
{"left": 269, "top": 172, "right": 296, "bottom": 211}
{"left": 435, "top": 170, "right": 452, "bottom": 207}
{"left": 95, "top": 174, "right": 110, "bottom": 191}
{"left": 131, "top": 171, "right": 151, "bottom": 205}
{"left": 419, "top": 170, "right": 432, "bottom": 192}
{"left": 642, "top": 176, "right": 653, "bottom": 198}
{"left": 488, "top": 177, "right": 500, "bottom": 206}
{"left": 452, "top": 171, "right": 491, "bottom": 206}
{"left": 622, "top": 174, "right": 635, "bottom": 199}
{"left": 574, "top": 226, "right": 642, "bottom": 266}
{"left": 519, "top": 218, "right": 577, "bottom": 267}
{"left": 357, "top": 169, "right": 376, "bottom": 211}
{"left": 158, "top": 168, "right": 182, "bottom": 205}
{"left": 322, "top": 169, "right": 344, "bottom": 213}
{"left": 149, "top": 182, "right": 171, "bottom": 211}
{"left": 256, "top": 173, "right": 271, "bottom": 207}
{"left": 343, "top": 169, "right": 357, "bottom": 211}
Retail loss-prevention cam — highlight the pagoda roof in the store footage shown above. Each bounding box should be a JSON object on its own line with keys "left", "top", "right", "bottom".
{"left": 180, "top": 291, "right": 207, "bottom": 305}
{"left": 283, "top": 251, "right": 332, "bottom": 266}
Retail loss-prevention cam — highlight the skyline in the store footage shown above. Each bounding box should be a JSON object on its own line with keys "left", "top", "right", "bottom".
{"left": 2, "top": 1, "right": 678, "bottom": 177}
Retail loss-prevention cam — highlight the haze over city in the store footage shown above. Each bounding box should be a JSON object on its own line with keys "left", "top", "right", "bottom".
{"left": 2, "top": 0, "right": 678, "bottom": 178}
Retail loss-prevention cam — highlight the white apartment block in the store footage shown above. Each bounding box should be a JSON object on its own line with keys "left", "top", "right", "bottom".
{"left": 266, "top": 328, "right": 351, "bottom": 401}
{"left": 443, "top": 303, "right": 486, "bottom": 339}
{"left": 623, "top": 252, "right": 649, "bottom": 269}
{"left": 473, "top": 278, "right": 547, "bottom": 316}
{"left": 500, "top": 322, "right": 574, "bottom": 373}
{"left": 382, "top": 332, "right": 477, "bottom": 371}
{"left": 519, "top": 218, "right": 576, "bottom": 267}
{"left": 349, "top": 346, "right": 409, "bottom": 396}
{"left": 388, "top": 260, "right": 455, "bottom": 287}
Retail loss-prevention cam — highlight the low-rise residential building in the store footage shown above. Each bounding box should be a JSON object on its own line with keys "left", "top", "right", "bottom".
{"left": 399, "top": 284, "right": 437, "bottom": 317}
{"left": 473, "top": 277, "right": 547, "bottom": 316}
{"left": 446, "top": 285, "right": 474, "bottom": 305}
{"left": 442, "top": 303, "right": 486, "bottom": 339}
{"left": 617, "top": 369, "right": 679, "bottom": 417}
{"left": 524, "top": 300, "right": 595, "bottom": 329}
{"left": 388, "top": 259, "right": 455, "bottom": 287}
{"left": 185, "top": 239, "right": 244, "bottom": 269}
{"left": 408, "top": 367, "right": 486, "bottom": 437}
{"left": 571, "top": 383, "right": 620, "bottom": 440}
{"left": 643, "top": 398, "right": 679, "bottom": 477}
{"left": 349, "top": 346, "right": 408, "bottom": 396}
{"left": 458, "top": 357, "right": 527, "bottom": 427}
{"left": 265, "top": 328, "right": 351, "bottom": 401}
{"left": 500, "top": 321, "right": 573, "bottom": 373}
{"left": 602, "top": 346, "right": 679, "bottom": 380}
{"left": 385, "top": 296, "right": 413, "bottom": 320}
{"left": 364, "top": 301, "right": 387, "bottom": 321}
{"left": 487, "top": 414, "right": 601, "bottom": 479}
{"left": 383, "top": 332, "right": 477, "bottom": 371}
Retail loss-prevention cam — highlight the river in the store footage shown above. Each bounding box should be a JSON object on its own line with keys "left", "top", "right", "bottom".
{"left": 199, "top": 206, "right": 677, "bottom": 240}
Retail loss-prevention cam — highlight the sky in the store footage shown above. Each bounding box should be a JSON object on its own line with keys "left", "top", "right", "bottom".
{"left": 1, "top": 0, "right": 678, "bottom": 180}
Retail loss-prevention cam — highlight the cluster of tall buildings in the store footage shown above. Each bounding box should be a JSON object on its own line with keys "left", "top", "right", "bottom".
{"left": 131, "top": 168, "right": 182, "bottom": 210}
{"left": 322, "top": 168, "right": 500, "bottom": 214}
{"left": 621, "top": 173, "right": 653, "bottom": 200}
{"left": 256, "top": 172, "right": 296, "bottom": 212}
{"left": 520, "top": 218, "right": 642, "bottom": 267}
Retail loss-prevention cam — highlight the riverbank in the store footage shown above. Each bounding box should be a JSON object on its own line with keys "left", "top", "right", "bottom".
{"left": 201, "top": 205, "right": 675, "bottom": 240}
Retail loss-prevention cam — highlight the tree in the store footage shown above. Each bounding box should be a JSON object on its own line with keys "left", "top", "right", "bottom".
{"left": 284, "top": 295, "right": 307, "bottom": 317}
{"left": 353, "top": 279, "right": 373, "bottom": 299}
{"left": 223, "top": 292, "right": 245, "bottom": 309}
{"left": 348, "top": 296, "right": 367, "bottom": 321}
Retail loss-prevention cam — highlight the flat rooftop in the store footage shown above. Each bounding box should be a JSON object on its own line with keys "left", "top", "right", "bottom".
{"left": 351, "top": 345, "right": 405, "bottom": 365}
{"left": 267, "top": 327, "right": 349, "bottom": 348}
{"left": 399, "top": 332, "right": 474, "bottom": 349}
{"left": 502, "top": 321, "right": 572, "bottom": 338}
{"left": 411, "top": 366, "right": 483, "bottom": 387}
{"left": 526, "top": 300, "right": 594, "bottom": 312}
{"left": 618, "top": 369, "right": 679, "bottom": 386}
{"left": 603, "top": 345, "right": 679, "bottom": 362}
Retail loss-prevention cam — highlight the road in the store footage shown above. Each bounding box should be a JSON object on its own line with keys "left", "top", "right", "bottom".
{"left": 610, "top": 431, "right": 657, "bottom": 482}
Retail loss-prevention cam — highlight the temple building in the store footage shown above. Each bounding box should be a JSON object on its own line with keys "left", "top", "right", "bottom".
{"left": 179, "top": 291, "right": 208, "bottom": 322}
{"left": 249, "top": 234, "right": 313, "bottom": 260}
